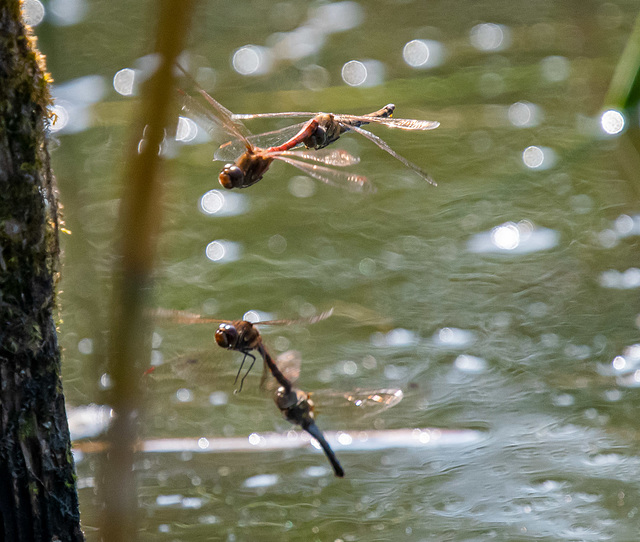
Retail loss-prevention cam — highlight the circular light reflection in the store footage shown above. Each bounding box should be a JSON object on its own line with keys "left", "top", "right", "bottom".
{"left": 99, "top": 373, "right": 112, "bottom": 390}
{"left": 454, "top": 354, "right": 487, "bottom": 373}
{"left": 288, "top": 175, "right": 316, "bottom": 198}
{"left": 175, "top": 116, "right": 198, "bottom": 142}
{"left": 209, "top": 391, "right": 228, "bottom": 406}
{"left": 508, "top": 101, "right": 542, "bottom": 127}
{"left": 615, "top": 214, "right": 634, "bottom": 235}
{"left": 342, "top": 60, "right": 367, "bottom": 86}
{"left": 242, "top": 310, "right": 261, "bottom": 323}
{"left": 78, "top": 338, "right": 93, "bottom": 355}
{"left": 342, "top": 360, "right": 358, "bottom": 375}
{"left": 268, "top": 234, "right": 287, "bottom": 254}
{"left": 22, "top": 0, "right": 45, "bottom": 26}
{"left": 199, "top": 190, "right": 248, "bottom": 217}
{"left": 49, "top": 0, "right": 87, "bottom": 26}
{"left": 522, "top": 145, "right": 556, "bottom": 170}
{"left": 176, "top": 388, "right": 193, "bottom": 402}
{"left": 402, "top": 39, "right": 445, "bottom": 69}
{"left": 470, "top": 23, "right": 510, "bottom": 52}
{"left": 271, "top": 26, "right": 325, "bottom": 61}
{"left": 491, "top": 222, "right": 520, "bottom": 250}
{"left": 600, "top": 109, "right": 625, "bottom": 135}
{"left": 540, "top": 55, "right": 570, "bottom": 82}
{"left": 301, "top": 64, "right": 330, "bottom": 91}
{"left": 359, "top": 257, "right": 376, "bottom": 276}
{"left": 113, "top": 68, "right": 136, "bottom": 96}
{"left": 232, "top": 45, "right": 272, "bottom": 76}
{"left": 341, "top": 59, "right": 384, "bottom": 87}
{"left": 200, "top": 190, "right": 224, "bottom": 214}
{"left": 205, "top": 240, "right": 241, "bottom": 263}
{"left": 312, "top": 1, "right": 364, "bottom": 33}
{"left": 433, "top": 327, "right": 476, "bottom": 347}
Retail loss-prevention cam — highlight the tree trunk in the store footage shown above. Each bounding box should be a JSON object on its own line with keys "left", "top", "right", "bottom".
{"left": 0, "top": 2, "right": 84, "bottom": 541}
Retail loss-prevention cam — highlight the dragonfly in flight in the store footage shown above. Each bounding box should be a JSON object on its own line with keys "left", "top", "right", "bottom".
{"left": 176, "top": 65, "right": 369, "bottom": 191}
{"left": 148, "top": 346, "right": 403, "bottom": 478}
{"left": 150, "top": 307, "right": 333, "bottom": 392}
{"left": 217, "top": 103, "right": 440, "bottom": 185}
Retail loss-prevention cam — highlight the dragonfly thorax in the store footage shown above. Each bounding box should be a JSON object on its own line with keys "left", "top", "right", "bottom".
{"left": 305, "top": 113, "right": 342, "bottom": 150}
{"left": 219, "top": 150, "right": 275, "bottom": 189}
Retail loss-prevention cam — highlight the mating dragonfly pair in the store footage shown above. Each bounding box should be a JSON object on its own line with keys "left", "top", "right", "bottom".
{"left": 150, "top": 308, "right": 404, "bottom": 477}
{"left": 176, "top": 64, "right": 440, "bottom": 191}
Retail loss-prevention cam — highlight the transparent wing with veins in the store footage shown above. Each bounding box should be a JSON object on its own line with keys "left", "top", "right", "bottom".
{"left": 215, "top": 122, "right": 309, "bottom": 161}
{"left": 274, "top": 154, "right": 370, "bottom": 191}
{"left": 177, "top": 88, "right": 251, "bottom": 149}
{"left": 348, "top": 124, "right": 437, "bottom": 186}
{"left": 264, "top": 350, "right": 404, "bottom": 415}
{"left": 149, "top": 307, "right": 335, "bottom": 327}
{"left": 231, "top": 111, "right": 439, "bottom": 130}
{"left": 149, "top": 348, "right": 404, "bottom": 416}
{"left": 217, "top": 113, "right": 439, "bottom": 162}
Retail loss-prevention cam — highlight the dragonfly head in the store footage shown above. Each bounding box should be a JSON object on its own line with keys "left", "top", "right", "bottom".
{"left": 219, "top": 164, "right": 244, "bottom": 189}
{"left": 215, "top": 323, "right": 238, "bottom": 349}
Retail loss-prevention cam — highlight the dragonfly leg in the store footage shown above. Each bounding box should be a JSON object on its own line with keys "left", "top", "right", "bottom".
{"left": 233, "top": 351, "right": 257, "bottom": 393}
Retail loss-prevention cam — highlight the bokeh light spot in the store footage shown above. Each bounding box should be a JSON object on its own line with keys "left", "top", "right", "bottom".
{"left": 341, "top": 60, "right": 367, "bottom": 86}
{"left": 341, "top": 60, "right": 384, "bottom": 87}
{"left": 175, "top": 116, "right": 198, "bottom": 142}
{"left": 402, "top": 39, "right": 445, "bottom": 69}
{"left": 470, "top": 23, "right": 510, "bottom": 51}
{"left": 113, "top": 68, "right": 136, "bottom": 96}
{"left": 232, "top": 45, "right": 272, "bottom": 76}
{"left": 22, "top": 0, "right": 45, "bottom": 26}
{"left": 600, "top": 109, "right": 625, "bottom": 135}
{"left": 523, "top": 145, "right": 556, "bottom": 170}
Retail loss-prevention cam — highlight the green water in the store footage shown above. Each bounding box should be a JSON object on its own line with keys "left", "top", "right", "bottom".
{"left": 42, "top": 0, "right": 640, "bottom": 539}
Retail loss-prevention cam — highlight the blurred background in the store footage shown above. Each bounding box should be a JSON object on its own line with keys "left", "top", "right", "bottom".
{"left": 29, "top": 0, "right": 640, "bottom": 539}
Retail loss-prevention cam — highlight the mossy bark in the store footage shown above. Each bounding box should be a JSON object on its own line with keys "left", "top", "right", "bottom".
{"left": 0, "top": 2, "right": 84, "bottom": 541}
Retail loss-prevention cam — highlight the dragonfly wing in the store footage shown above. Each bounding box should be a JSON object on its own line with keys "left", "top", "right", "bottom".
{"left": 150, "top": 307, "right": 228, "bottom": 325}
{"left": 176, "top": 64, "right": 253, "bottom": 147}
{"left": 232, "top": 111, "right": 317, "bottom": 120}
{"left": 277, "top": 149, "right": 360, "bottom": 167}
{"left": 313, "top": 388, "right": 404, "bottom": 416}
{"left": 147, "top": 349, "right": 227, "bottom": 387}
{"left": 257, "top": 308, "right": 334, "bottom": 327}
{"left": 337, "top": 114, "right": 440, "bottom": 131}
{"left": 348, "top": 125, "right": 437, "bottom": 186}
{"left": 215, "top": 123, "right": 307, "bottom": 162}
{"left": 275, "top": 155, "right": 371, "bottom": 191}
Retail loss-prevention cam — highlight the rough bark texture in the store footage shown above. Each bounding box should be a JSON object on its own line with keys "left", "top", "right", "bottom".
{"left": 0, "top": 2, "right": 84, "bottom": 541}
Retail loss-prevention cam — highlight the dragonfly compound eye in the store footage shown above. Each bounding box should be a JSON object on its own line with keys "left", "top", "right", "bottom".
{"left": 215, "top": 324, "right": 238, "bottom": 349}
{"left": 219, "top": 164, "right": 244, "bottom": 189}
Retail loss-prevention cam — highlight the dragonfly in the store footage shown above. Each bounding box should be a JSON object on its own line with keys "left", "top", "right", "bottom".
{"left": 150, "top": 307, "right": 334, "bottom": 392}
{"left": 217, "top": 103, "right": 440, "bottom": 185}
{"left": 176, "top": 66, "right": 369, "bottom": 191}
{"left": 149, "top": 348, "right": 404, "bottom": 477}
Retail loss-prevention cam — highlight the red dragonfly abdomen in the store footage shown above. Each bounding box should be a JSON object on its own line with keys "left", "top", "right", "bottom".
{"left": 266, "top": 118, "right": 319, "bottom": 153}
